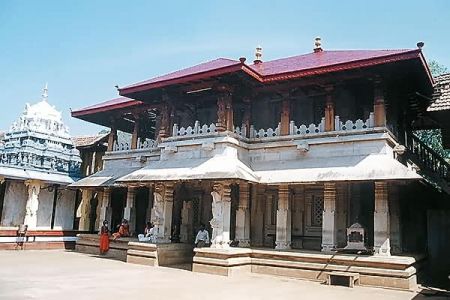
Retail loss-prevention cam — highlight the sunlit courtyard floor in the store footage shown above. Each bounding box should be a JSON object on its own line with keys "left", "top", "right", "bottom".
{"left": 0, "top": 250, "right": 447, "bottom": 300}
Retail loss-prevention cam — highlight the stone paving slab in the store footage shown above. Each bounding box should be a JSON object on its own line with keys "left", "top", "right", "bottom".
{"left": 0, "top": 250, "right": 446, "bottom": 300}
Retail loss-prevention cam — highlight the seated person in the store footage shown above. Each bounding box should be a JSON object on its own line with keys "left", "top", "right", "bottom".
{"left": 112, "top": 219, "right": 130, "bottom": 240}
{"left": 138, "top": 222, "right": 155, "bottom": 242}
{"left": 194, "top": 223, "right": 209, "bottom": 248}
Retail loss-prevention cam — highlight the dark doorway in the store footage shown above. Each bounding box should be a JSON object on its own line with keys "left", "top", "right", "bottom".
{"left": 427, "top": 210, "right": 450, "bottom": 289}
{"left": 135, "top": 188, "right": 149, "bottom": 235}
{"left": 111, "top": 188, "right": 126, "bottom": 231}
{"left": 89, "top": 192, "right": 99, "bottom": 233}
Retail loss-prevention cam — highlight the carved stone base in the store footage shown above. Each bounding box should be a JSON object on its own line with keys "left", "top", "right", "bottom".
{"left": 275, "top": 241, "right": 291, "bottom": 250}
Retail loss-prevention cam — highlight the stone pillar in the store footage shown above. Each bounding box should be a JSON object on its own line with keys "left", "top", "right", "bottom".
{"left": 389, "top": 184, "right": 402, "bottom": 254}
{"left": 98, "top": 188, "right": 112, "bottom": 231}
{"left": 235, "top": 182, "right": 251, "bottom": 247}
{"left": 124, "top": 186, "right": 136, "bottom": 234}
{"left": 24, "top": 180, "right": 41, "bottom": 229}
{"left": 373, "top": 80, "right": 386, "bottom": 127}
{"left": 324, "top": 87, "right": 335, "bottom": 131}
{"left": 374, "top": 181, "right": 390, "bottom": 256}
{"left": 321, "top": 182, "right": 337, "bottom": 252}
{"left": 275, "top": 184, "right": 291, "bottom": 250}
{"left": 145, "top": 186, "right": 153, "bottom": 222}
{"left": 151, "top": 183, "right": 174, "bottom": 243}
{"left": 180, "top": 200, "right": 193, "bottom": 243}
{"left": 130, "top": 116, "right": 140, "bottom": 150}
{"left": 251, "top": 185, "right": 264, "bottom": 247}
{"left": 280, "top": 99, "right": 290, "bottom": 135}
{"left": 335, "top": 183, "right": 348, "bottom": 247}
{"left": 78, "top": 189, "right": 92, "bottom": 231}
{"left": 210, "top": 182, "right": 231, "bottom": 248}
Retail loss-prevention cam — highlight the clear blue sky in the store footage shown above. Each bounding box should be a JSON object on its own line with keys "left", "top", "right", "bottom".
{"left": 1, "top": 0, "right": 449, "bottom": 136}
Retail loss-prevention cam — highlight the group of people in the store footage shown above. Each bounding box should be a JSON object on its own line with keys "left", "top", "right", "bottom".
{"left": 98, "top": 220, "right": 211, "bottom": 255}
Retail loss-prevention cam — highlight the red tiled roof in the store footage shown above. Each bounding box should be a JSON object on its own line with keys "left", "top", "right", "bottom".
{"left": 72, "top": 97, "right": 142, "bottom": 116}
{"left": 429, "top": 73, "right": 450, "bottom": 112}
{"left": 71, "top": 134, "right": 109, "bottom": 148}
{"left": 121, "top": 58, "right": 242, "bottom": 93}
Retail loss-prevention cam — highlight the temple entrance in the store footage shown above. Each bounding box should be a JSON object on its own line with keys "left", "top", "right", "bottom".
{"left": 135, "top": 187, "right": 149, "bottom": 235}
{"left": 111, "top": 188, "right": 126, "bottom": 231}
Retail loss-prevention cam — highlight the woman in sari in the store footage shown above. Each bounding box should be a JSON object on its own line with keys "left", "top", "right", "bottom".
{"left": 112, "top": 219, "right": 130, "bottom": 240}
{"left": 99, "top": 220, "right": 110, "bottom": 254}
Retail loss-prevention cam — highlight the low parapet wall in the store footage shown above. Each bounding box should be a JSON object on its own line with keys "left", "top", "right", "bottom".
{"left": 0, "top": 229, "right": 80, "bottom": 250}
{"left": 193, "top": 248, "right": 424, "bottom": 291}
{"left": 75, "top": 234, "right": 133, "bottom": 261}
{"left": 127, "top": 242, "right": 194, "bottom": 267}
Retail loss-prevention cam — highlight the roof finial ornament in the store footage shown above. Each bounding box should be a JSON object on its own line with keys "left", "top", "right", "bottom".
{"left": 42, "top": 83, "right": 49, "bottom": 101}
{"left": 416, "top": 41, "right": 424, "bottom": 50}
{"left": 254, "top": 45, "right": 263, "bottom": 64}
{"left": 314, "top": 37, "right": 323, "bottom": 53}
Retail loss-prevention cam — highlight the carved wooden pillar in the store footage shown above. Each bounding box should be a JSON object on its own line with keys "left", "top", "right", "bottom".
{"left": 99, "top": 188, "right": 112, "bottom": 231}
{"left": 235, "top": 182, "right": 251, "bottom": 247}
{"left": 324, "top": 87, "right": 335, "bottom": 131}
{"left": 210, "top": 182, "right": 231, "bottom": 248}
{"left": 374, "top": 181, "right": 390, "bottom": 256}
{"left": 275, "top": 184, "right": 291, "bottom": 249}
{"left": 373, "top": 80, "right": 386, "bottom": 127}
{"left": 242, "top": 99, "right": 251, "bottom": 137}
{"left": 151, "top": 183, "right": 174, "bottom": 243}
{"left": 159, "top": 103, "right": 171, "bottom": 139}
{"left": 24, "top": 180, "right": 41, "bottom": 229}
{"left": 216, "top": 92, "right": 233, "bottom": 132}
{"left": 321, "top": 182, "right": 337, "bottom": 252}
{"left": 107, "top": 122, "right": 117, "bottom": 152}
{"left": 130, "top": 115, "right": 140, "bottom": 150}
{"left": 124, "top": 186, "right": 136, "bottom": 235}
{"left": 280, "top": 99, "right": 290, "bottom": 135}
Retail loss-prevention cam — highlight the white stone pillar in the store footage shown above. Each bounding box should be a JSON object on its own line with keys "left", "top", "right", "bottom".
{"left": 235, "top": 182, "right": 251, "bottom": 247}
{"left": 180, "top": 200, "right": 193, "bottom": 243}
{"left": 124, "top": 186, "right": 136, "bottom": 235}
{"left": 98, "top": 188, "right": 112, "bottom": 231}
{"left": 210, "top": 182, "right": 231, "bottom": 248}
{"left": 374, "top": 181, "right": 391, "bottom": 256}
{"left": 78, "top": 189, "right": 92, "bottom": 231}
{"left": 24, "top": 180, "right": 41, "bottom": 229}
{"left": 389, "top": 184, "right": 402, "bottom": 254}
{"left": 275, "top": 184, "right": 291, "bottom": 250}
{"left": 321, "top": 182, "right": 337, "bottom": 252}
{"left": 151, "top": 183, "right": 174, "bottom": 243}
{"left": 251, "top": 185, "right": 264, "bottom": 247}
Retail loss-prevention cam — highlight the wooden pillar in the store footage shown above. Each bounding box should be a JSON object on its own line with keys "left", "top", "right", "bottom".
{"left": 130, "top": 115, "right": 140, "bottom": 150}
{"left": 235, "top": 182, "right": 251, "bottom": 247}
{"left": 242, "top": 99, "right": 251, "bottom": 137}
{"left": 280, "top": 99, "right": 290, "bottom": 135}
{"left": 99, "top": 188, "right": 112, "bottom": 231}
{"left": 124, "top": 186, "right": 136, "bottom": 235}
{"left": 374, "top": 181, "right": 390, "bottom": 256}
{"left": 210, "top": 182, "right": 232, "bottom": 248}
{"left": 321, "top": 182, "right": 337, "bottom": 252}
{"left": 324, "top": 87, "right": 335, "bottom": 131}
{"left": 373, "top": 80, "right": 386, "bottom": 127}
{"left": 107, "top": 123, "right": 117, "bottom": 152}
{"left": 216, "top": 92, "right": 233, "bottom": 132}
{"left": 151, "top": 183, "right": 174, "bottom": 243}
{"left": 159, "top": 103, "right": 171, "bottom": 139}
{"left": 275, "top": 184, "right": 291, "bottom": 249}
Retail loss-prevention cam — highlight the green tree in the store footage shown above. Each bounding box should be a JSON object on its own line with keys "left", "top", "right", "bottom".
{"left": 414, "top": 60, "right": 449, "bottom": 160}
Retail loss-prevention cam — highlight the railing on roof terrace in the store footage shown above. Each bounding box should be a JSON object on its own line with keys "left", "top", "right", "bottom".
{"left": 172, "top": 121, "right": 218, "bottom": 137}
{"left": 335, "top": 112, "right": 375, "bottom": 131}
{"left": 250, "top": 123, "right": 281, "bottom": 138}
{"left": 112, "top": 138, "right": 157, "bottom": 152}
{"left": 289, "top": 118, "right": 325, "bottom": 135}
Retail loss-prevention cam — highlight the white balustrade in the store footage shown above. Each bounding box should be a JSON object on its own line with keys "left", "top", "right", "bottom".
{"left": 335, "top": 112, "right": 374, "bottom": 131}
{"left": 250, "top": 123, "right": 281, "bottom": 138}
{"left": 137, "top": 138, "right": 157, "bottom": 149}
{"left": 289, "top": 118, "right": 325, "bottom": 135}
{"left": 233, "top": 124, "right": 247, "bottom": 137}
{"left": 113, "top": 141, "right": 130, "bottom": 151}
{"left": 173, "top": 121, "right": 217, "bottom": 137}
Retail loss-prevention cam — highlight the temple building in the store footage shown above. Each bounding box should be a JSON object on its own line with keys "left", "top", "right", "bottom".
{"left": 0, "top": 85, "right": 81, "bottom": 249}
{"left": 71, "top": 39, "right": 450, "bottom": 290}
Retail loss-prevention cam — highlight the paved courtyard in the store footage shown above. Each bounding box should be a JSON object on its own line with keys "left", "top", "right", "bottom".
{"left": 0, "top": 250, "right": 447, "bottom": 300}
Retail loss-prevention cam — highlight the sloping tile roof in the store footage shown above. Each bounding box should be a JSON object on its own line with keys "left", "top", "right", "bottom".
{"left": 429, "top": 73, "right": 450, "bottom": 112}
{"left": 71, "top": 133, "right": 108, "bottom": 148}
{"left": 123, "top": 58, "right": 241, "bottom": 90}
{"left": 72, "top": 97, "right": 142, "bottom": 116}
{"left": 249, "top": 49, "right": 416, "bottom": 77}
